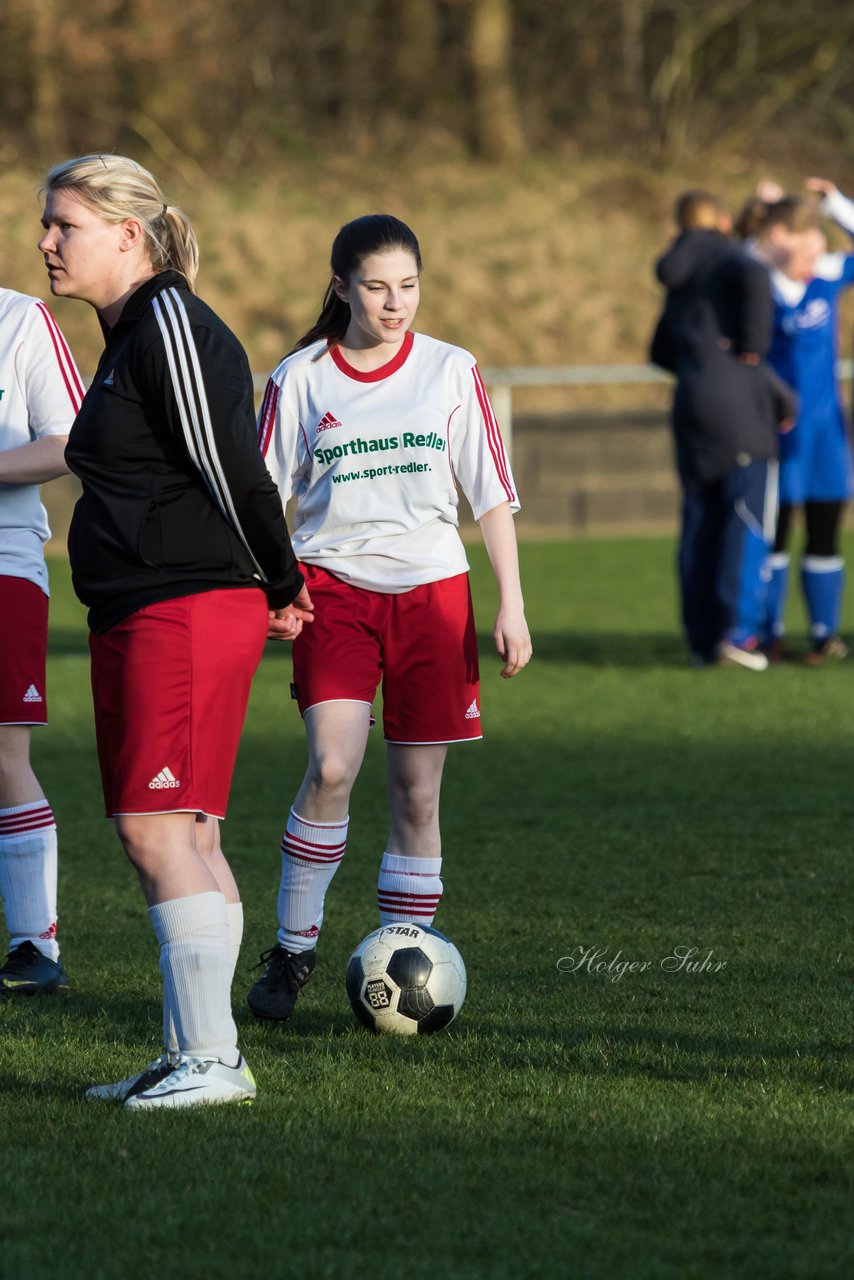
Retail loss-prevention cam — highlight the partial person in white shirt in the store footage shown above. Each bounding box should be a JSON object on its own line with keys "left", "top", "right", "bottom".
{"left": 248, "top": 213, "right": 532, "bottom": 1021}
{"left": 0, "top": 287, "right": 83, "bottom": 996}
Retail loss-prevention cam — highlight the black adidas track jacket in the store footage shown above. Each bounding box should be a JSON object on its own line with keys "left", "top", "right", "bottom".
{"left": 65, "top": 271, "right": 303, "bottom": 632}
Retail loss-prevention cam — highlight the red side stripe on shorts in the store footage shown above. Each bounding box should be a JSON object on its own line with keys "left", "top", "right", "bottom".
{"left": 35, "top": 303, "right": 84, "bottom": 410}
{"left": 257, "top": 379, "right": 280, "bottom": 456}
{"left": 471, "top": 365, "right": 515, "bottom": 501}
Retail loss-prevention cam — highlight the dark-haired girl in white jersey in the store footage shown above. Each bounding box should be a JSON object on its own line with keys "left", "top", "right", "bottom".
{"left": 249, "top": 214, "right": 532, "bottom": 1020}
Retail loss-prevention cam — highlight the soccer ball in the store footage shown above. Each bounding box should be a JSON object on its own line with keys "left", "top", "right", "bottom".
{"left": 346, "top": 923, "right": 467, "bottom": 1035}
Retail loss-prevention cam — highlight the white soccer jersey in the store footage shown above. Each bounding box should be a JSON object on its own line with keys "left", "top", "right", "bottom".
{"left": 0, "top": 289, "right": 83, "bottom": 591}
{"left": 258, "top": 331, "right": 519, "bottom": 591}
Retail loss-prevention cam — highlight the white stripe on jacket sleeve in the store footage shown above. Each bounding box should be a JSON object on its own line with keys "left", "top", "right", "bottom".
{"left": 152, "top": 288, "right": 265, "bottom": 578}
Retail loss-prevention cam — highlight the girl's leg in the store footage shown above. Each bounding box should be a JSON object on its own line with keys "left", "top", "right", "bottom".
{"left": 89, "top": 590, "right": 264, "bottom": 1105}
{"left": 116, "top": 811, "right": 221, "bottom": 905}
{"left": 116, "top": 811, "right": 239, "bottom": 1066}
{"left": 0, "top": 577, "right": 63, "bottom": 983}
{"left": 137, "top": 815, "right": 243, "bottom": 1053}
{"left": 194, "top": 814, "right": 243, "bottom": 989}
{"left": 280, "top": 701, "right": 371, "bottom": 947}
{"left": 248, "top": 701, "right": 371, "bottom": 1020}
{"left": 292, "top": 701, "right": 373, "bottom": 822}
{"left": 802, "top": 500, "right": 847, "bottom": 656}
{"left": 378, "top": 744, "right": 448, "bottom": 926}
{"left": 679, "top": 485, "right": 723, "bottom": 662}
{"left": 716, "top": 458, "right": 775, "bottom": 650}
{"left": 0, "top": 726, "right": 62, "bottom": 974}
{"left": 193, "top": 815, "right": 239, "bottom": 902}
{"left": 763, "top": 501, "right": 794, "bottom": 649}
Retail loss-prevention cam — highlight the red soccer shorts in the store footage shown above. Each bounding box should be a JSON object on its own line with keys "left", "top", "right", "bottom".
{"left": 292, "top": 564, "right": 482, "bottom": 744}
{"left": 89, "top": 588, "right": 268, "bottom": 818}
{"left": 0, "top": 575, "right": 49, "bottom": 726}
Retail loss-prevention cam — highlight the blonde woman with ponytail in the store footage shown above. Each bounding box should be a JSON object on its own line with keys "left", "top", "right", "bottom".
{"left": 39, "top": 154, "right": 312, "bottom": 1109}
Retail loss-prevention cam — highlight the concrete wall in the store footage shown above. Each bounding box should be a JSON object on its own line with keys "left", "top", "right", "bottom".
{"left": 43, "top": 411, "right": 681, "bottom": 548}
{"left": 506, "top": 410, "right": 678, "bottom": 536}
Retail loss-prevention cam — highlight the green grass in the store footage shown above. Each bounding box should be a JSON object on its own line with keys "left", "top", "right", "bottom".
{"left": 3, "top": 538, "right": 854, "bottom": 1280}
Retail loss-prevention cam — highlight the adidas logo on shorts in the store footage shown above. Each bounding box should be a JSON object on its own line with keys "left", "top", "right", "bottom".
{"left": 464, "top": 699, "right": 480, "bottom": 720}
{"left": 148, "top": 766, "right": 181, "bottom": 790}
{"left": 23, "top": 684, "right": 43, "bottom": 703}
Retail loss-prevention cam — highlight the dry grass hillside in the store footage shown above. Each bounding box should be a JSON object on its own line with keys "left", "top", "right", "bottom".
{"left": 9, "top": 150, "right": 854, "bottom": 539}
{"left": 6, "top": 150, "right": 854, "bottom": 403}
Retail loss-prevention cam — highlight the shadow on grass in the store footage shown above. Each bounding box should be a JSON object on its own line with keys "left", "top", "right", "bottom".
{"left": 476, "top": 1021, "right": 853, "bottom": 1088}
{"left": 239, "top": 1007, "right": 355, "bottom": 1041}
{"left": 0, "top": 988, "right": 161, "bottom": 1101}
{"left": 476, "top": 629, "right": 688, "bottom": 667}
{"left": 50, "top": 625, "right": 693, "bottom": 668}
{"left": 3, "top": 988, "right": 850, "bottom": 1101}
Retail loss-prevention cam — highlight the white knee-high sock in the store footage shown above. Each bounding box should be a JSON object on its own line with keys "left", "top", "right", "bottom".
{"left": 226, "top": 901, "right": 244, "bottom": 978}
{"left": 148, "top": 892, "right": 238, "bottom": 1066}
{"left": 277, "top": 809, "right": 348, "bottom": 953}
{"left": 377, "top": 852, "right": 443, "bottom": 926}
{"left": 0, "top": 802, "right": 60, "bottom": 961}
{"left": 162, "top": 899, "right": 245, "bottom": 1054}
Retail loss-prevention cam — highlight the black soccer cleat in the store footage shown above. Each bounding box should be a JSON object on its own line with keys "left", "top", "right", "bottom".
{"left": 0, "top": 940, "right": 69, "bottom": 997}
{"left": 247, "top": 944, "right": 316, "bottom": 1021}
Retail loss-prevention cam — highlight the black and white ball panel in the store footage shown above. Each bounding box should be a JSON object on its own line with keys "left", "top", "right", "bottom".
{"left": 346, "top": 923, "right": 467, "bottom": 1035}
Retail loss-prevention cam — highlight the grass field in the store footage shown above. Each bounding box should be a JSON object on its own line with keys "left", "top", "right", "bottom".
{"left": 3, "top": 537, "right": 854, "bottom": 1280}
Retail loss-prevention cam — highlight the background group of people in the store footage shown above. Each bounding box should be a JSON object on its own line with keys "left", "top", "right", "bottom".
{"left": 0, "top": 153, "right": 531, "bottom": 1110}
{"left": 652, "top": 177, "right": 854, "bottom": 671}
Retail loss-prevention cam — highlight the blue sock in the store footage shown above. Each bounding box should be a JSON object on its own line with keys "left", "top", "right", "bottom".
{"left": 801, "top": 555, "right": 845, "bottom": 641}
{"left": 763, "top": 553, "right": 790, "bottom": 640}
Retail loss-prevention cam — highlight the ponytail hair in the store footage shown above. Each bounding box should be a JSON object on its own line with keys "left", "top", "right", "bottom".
{"left": 735, "top": 193, "right": 820, "bottom": 242}
{"left": 294, "top": 279, "right": 352, "bottom": 353}
{"left": 43, "top": 153, "right": 200, "bottom": 291}
{"left": 293, "top": 214, "right": 422, "bottom": 353}
{"left": 734, "top": 196, "right": 769, "bottom": 242}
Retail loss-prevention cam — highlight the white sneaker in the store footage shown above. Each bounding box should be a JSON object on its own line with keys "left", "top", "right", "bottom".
{"left": 85, "top": 1052, "right": 180, "bottom": 1102}
{"left": 716, "top": 641, "right": 768, "bottom": 672}
{"left": 123, "top": 1054, "right": 257, "bottom": 1110}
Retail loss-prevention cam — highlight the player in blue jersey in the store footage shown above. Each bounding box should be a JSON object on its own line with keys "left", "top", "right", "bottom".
{"left": 740, "top": 180, "right": 854, "bottom": 661}
{"left": 651, "top": 190, "right": 789, "bottom": 670}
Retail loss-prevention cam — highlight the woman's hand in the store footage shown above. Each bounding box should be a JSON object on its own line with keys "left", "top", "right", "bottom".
{"left": 267, "top": 585, "right": 314, "bottom": 641}
{"left": 756, "top": 179, "right": 784, "bottom": 203}
{"left": 805, "top": 177, "right": 838, "bottom": 199}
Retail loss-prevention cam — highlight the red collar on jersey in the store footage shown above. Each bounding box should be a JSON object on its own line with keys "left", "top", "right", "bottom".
{"left": 328, "top": 330, "right": 414, "bottom": 382}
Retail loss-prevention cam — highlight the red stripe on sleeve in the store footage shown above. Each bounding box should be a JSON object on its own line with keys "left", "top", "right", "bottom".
{"left": 471, "top": 366, "right": 515, "bottom": 501}
{"left": 35, "top": 302, "right": 84, "bottom": 410}
{"left": 257, "top": 379, "right": 280, "bottom": 456}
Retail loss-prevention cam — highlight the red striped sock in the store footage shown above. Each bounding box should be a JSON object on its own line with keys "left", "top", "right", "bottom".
{"left": 0, "top": 802, "right": 59, "bottom": 960}
{"left": 277, "top": 808, "right": 348, "bottom": 952}
{"left": 377, "top": 852, "right": 443, "bottom": 926}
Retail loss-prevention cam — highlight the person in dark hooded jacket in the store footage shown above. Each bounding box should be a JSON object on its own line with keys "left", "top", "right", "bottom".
{"left": 651, "top": 190, "right": 795, "bottom": 669}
